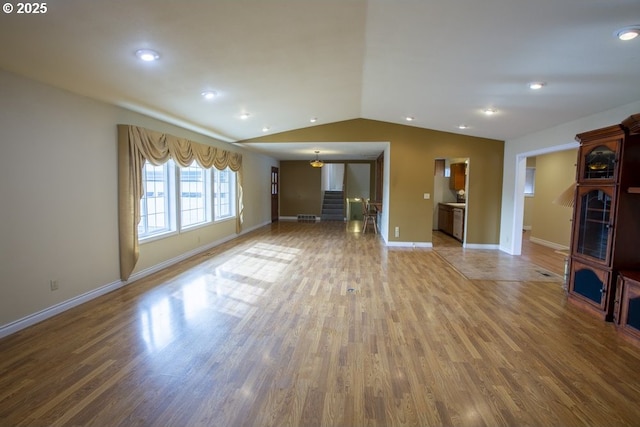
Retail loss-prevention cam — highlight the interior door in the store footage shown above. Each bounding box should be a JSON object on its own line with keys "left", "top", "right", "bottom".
{"left": 271, "top": 166, "right": 279, "bottom": 222}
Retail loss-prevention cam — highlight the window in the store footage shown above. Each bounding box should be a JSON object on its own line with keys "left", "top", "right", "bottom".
{"left": 525, "top": 167, "right": 536, "bottom": 196}
{"left": 214, "top": 167, "right": 236, "bottom": 220}
{"left": 139, "top": 161, "right": 176, "bottom": 238}
{"left": 180, "top": 162, "right": 211, "bottom": 229}
{"left": 139, "top": 160, "right": 236, "bottom": 241}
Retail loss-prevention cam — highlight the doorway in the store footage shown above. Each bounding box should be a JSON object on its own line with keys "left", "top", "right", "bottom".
{"left": 433, "top": 158, "right": 468, "bottom": 247}
{"left": 509, "top": 142, "right": 577, "bottom": 255}
{"left": 321, "top": 163, "right": 345, "bottom": 192}
{"left": 520, "top": 149, "right": 576, "bottom": 252}
{"left": 344, "top": 163, "right": 371, "bottom": 222}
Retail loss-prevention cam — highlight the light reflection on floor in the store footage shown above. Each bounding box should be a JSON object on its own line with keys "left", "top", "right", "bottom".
{"left": 138, "top": 242, "right": 300, "bottom": 353}
{"left": 139, "top": 297, "right": 175, "bottom": 353}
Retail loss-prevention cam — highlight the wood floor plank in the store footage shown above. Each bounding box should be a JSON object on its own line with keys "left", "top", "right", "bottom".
{"left": 1, "top": 221, "right": 640, "bottom": 426}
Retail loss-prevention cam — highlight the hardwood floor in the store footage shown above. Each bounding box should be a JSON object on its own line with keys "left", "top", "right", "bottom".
{"left": 431, "top": 230, "right": 463, "bottom": 248}
{"left": 519, "top": 230, "right": 568, "bottom": 277}
{"left": 2, "top": 221, "right": 640, "bottom": 426}
{"left": 434, "top": 229, "right": 567, "bottom": 277}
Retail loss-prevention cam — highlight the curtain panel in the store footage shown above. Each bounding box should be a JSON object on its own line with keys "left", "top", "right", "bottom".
{"left": 117, "top": 124, "right": 243, "bottom": 281}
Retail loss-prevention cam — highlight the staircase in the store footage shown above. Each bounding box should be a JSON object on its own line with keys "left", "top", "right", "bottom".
{"left": 321, "top": 191, "right": 345, "bottom": 221}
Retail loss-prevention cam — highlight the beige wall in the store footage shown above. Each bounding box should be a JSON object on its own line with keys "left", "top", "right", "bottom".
{"left": 244, "top": 119, "right": 504, "bottom": 244}
{"left": 0, "top": 69, "right": 276, "bottom": 333}
{"left": 523, "top": 196, "right": 534, "bottom": 229}
{"left": 530, "top": 149, "right": 577, "bottom": 249}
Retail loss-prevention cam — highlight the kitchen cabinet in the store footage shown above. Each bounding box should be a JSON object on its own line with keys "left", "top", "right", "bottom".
{"left": 449, "top": 163, "right": 466, "bottom": 191}
{"left": 567, "top": 114, "right": 640, "bottom": 321}
{"left": 438, "top": 204, "right": 453, "bottom": 235}
{"left": 438, "top": 203, "right": 464, "bottom": 242}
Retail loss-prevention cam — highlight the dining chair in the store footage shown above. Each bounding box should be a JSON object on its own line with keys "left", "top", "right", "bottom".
{"left": 362, "top": 198, "right": 378, "bottom": 234}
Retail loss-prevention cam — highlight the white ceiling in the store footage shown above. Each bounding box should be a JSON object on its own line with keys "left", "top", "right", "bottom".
{"left": 1, "top": 0, "right": 639, "bottom": 161}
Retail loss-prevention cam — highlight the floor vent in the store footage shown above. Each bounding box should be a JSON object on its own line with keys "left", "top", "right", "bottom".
{"left": 297, "top": 214, "right": 317, "bottom": 222}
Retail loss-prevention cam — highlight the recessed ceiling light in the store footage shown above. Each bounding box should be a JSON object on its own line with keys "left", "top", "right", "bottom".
{"left": 262, "top": 126, "right": 270, "bottom": 132}
{"left": 201, "top": 91, "right": 217, "bottom": 100}
{"left": 240, "top": 113, "right": 250, "bottom": 120}
{"left": 310, "top": 117, "right": 317, "bottom": 123}
{"left": 405, "top": 116, "right": 414, "bottom": 121}
{"left": 615, "top": 26, "right": 640, "bottom": 41}
{"left": 458, "top": 124, "right": 469, "bottom": 130}
{"left": 483, "top": 108, "right": 497, "bottom": 116}
{"left": 528, "top": 82, "right": 545, "bottom": 90}
{"left": 135, "top": 49, "right": 160, "bottom": 62}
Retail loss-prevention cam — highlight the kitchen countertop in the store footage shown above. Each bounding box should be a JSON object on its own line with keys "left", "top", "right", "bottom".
{"left": 442, "top": 202, "right": 466, "bottom": 208}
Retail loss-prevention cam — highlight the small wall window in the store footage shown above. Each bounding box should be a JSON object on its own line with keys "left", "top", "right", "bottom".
{"left": 524, "top": 167, "right": 536, "bottom": 196}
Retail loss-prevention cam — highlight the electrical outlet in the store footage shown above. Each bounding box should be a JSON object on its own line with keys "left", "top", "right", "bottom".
{"left": 395, "top": 226, "right": 399, "bottom": 238}
{"left": 50, "top": 280, "right": 59, "bottom": 291}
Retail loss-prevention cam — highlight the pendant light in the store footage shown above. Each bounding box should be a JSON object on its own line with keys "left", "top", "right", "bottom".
{"left": 310, "top": 151, "right": 324, "bottom": 168}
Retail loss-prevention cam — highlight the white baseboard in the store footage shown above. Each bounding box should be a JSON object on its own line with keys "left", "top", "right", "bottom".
{"left": 414, "top": 242, "right": 433, "bottom": 248}
{"left": 528, "top": 236, "right": 569, "bottom": 251}
{"left": 0, "top": 279, "right": 124, "bottom": 339}
{"left": 0, "top": 220, "right": 271, "bottom": 339}
{"left": 499, "top": 244, "right": 515, "bottom": 254}
{"left": 127, "top": 221, "right": 270, "bottom": 283}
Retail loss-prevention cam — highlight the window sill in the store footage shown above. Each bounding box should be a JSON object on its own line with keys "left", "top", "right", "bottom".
{"left": 139, "top": 230, "right": 179, "bottom": 245}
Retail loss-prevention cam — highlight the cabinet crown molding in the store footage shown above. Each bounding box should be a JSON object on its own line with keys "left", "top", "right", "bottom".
{"left": 621, "top": 114, "right": 640, "bottom": 135}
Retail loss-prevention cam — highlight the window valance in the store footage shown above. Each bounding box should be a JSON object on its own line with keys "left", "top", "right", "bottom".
{"left": 117, "top": 124, "right": 243, "bottom": 281}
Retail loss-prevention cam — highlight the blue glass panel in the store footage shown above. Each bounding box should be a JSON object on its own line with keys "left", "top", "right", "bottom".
{"left": 628, "top": 297, "right": 640, "bottom": 330}
{"left": 574, "top": 268, "right": 603, "bottom": 304}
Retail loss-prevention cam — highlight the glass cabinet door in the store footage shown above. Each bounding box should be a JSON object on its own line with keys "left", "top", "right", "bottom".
{"left": 578, "top": 141, "right": 619, "bottom": 182}
{"left": 573, "top": 187, "right": 614, "bottom": 265}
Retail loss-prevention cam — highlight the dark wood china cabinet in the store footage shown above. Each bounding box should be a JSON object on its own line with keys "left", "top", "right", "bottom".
{"left": 568, "top": 114, "right": 640, "bottom": 321}
{"left": 614, "top": 271, "right": 640, "bottom": 345}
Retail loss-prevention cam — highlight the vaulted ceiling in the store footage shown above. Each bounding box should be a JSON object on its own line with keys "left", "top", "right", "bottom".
{"left": 1, "top": 0, "right": 639, "bottom": 160}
